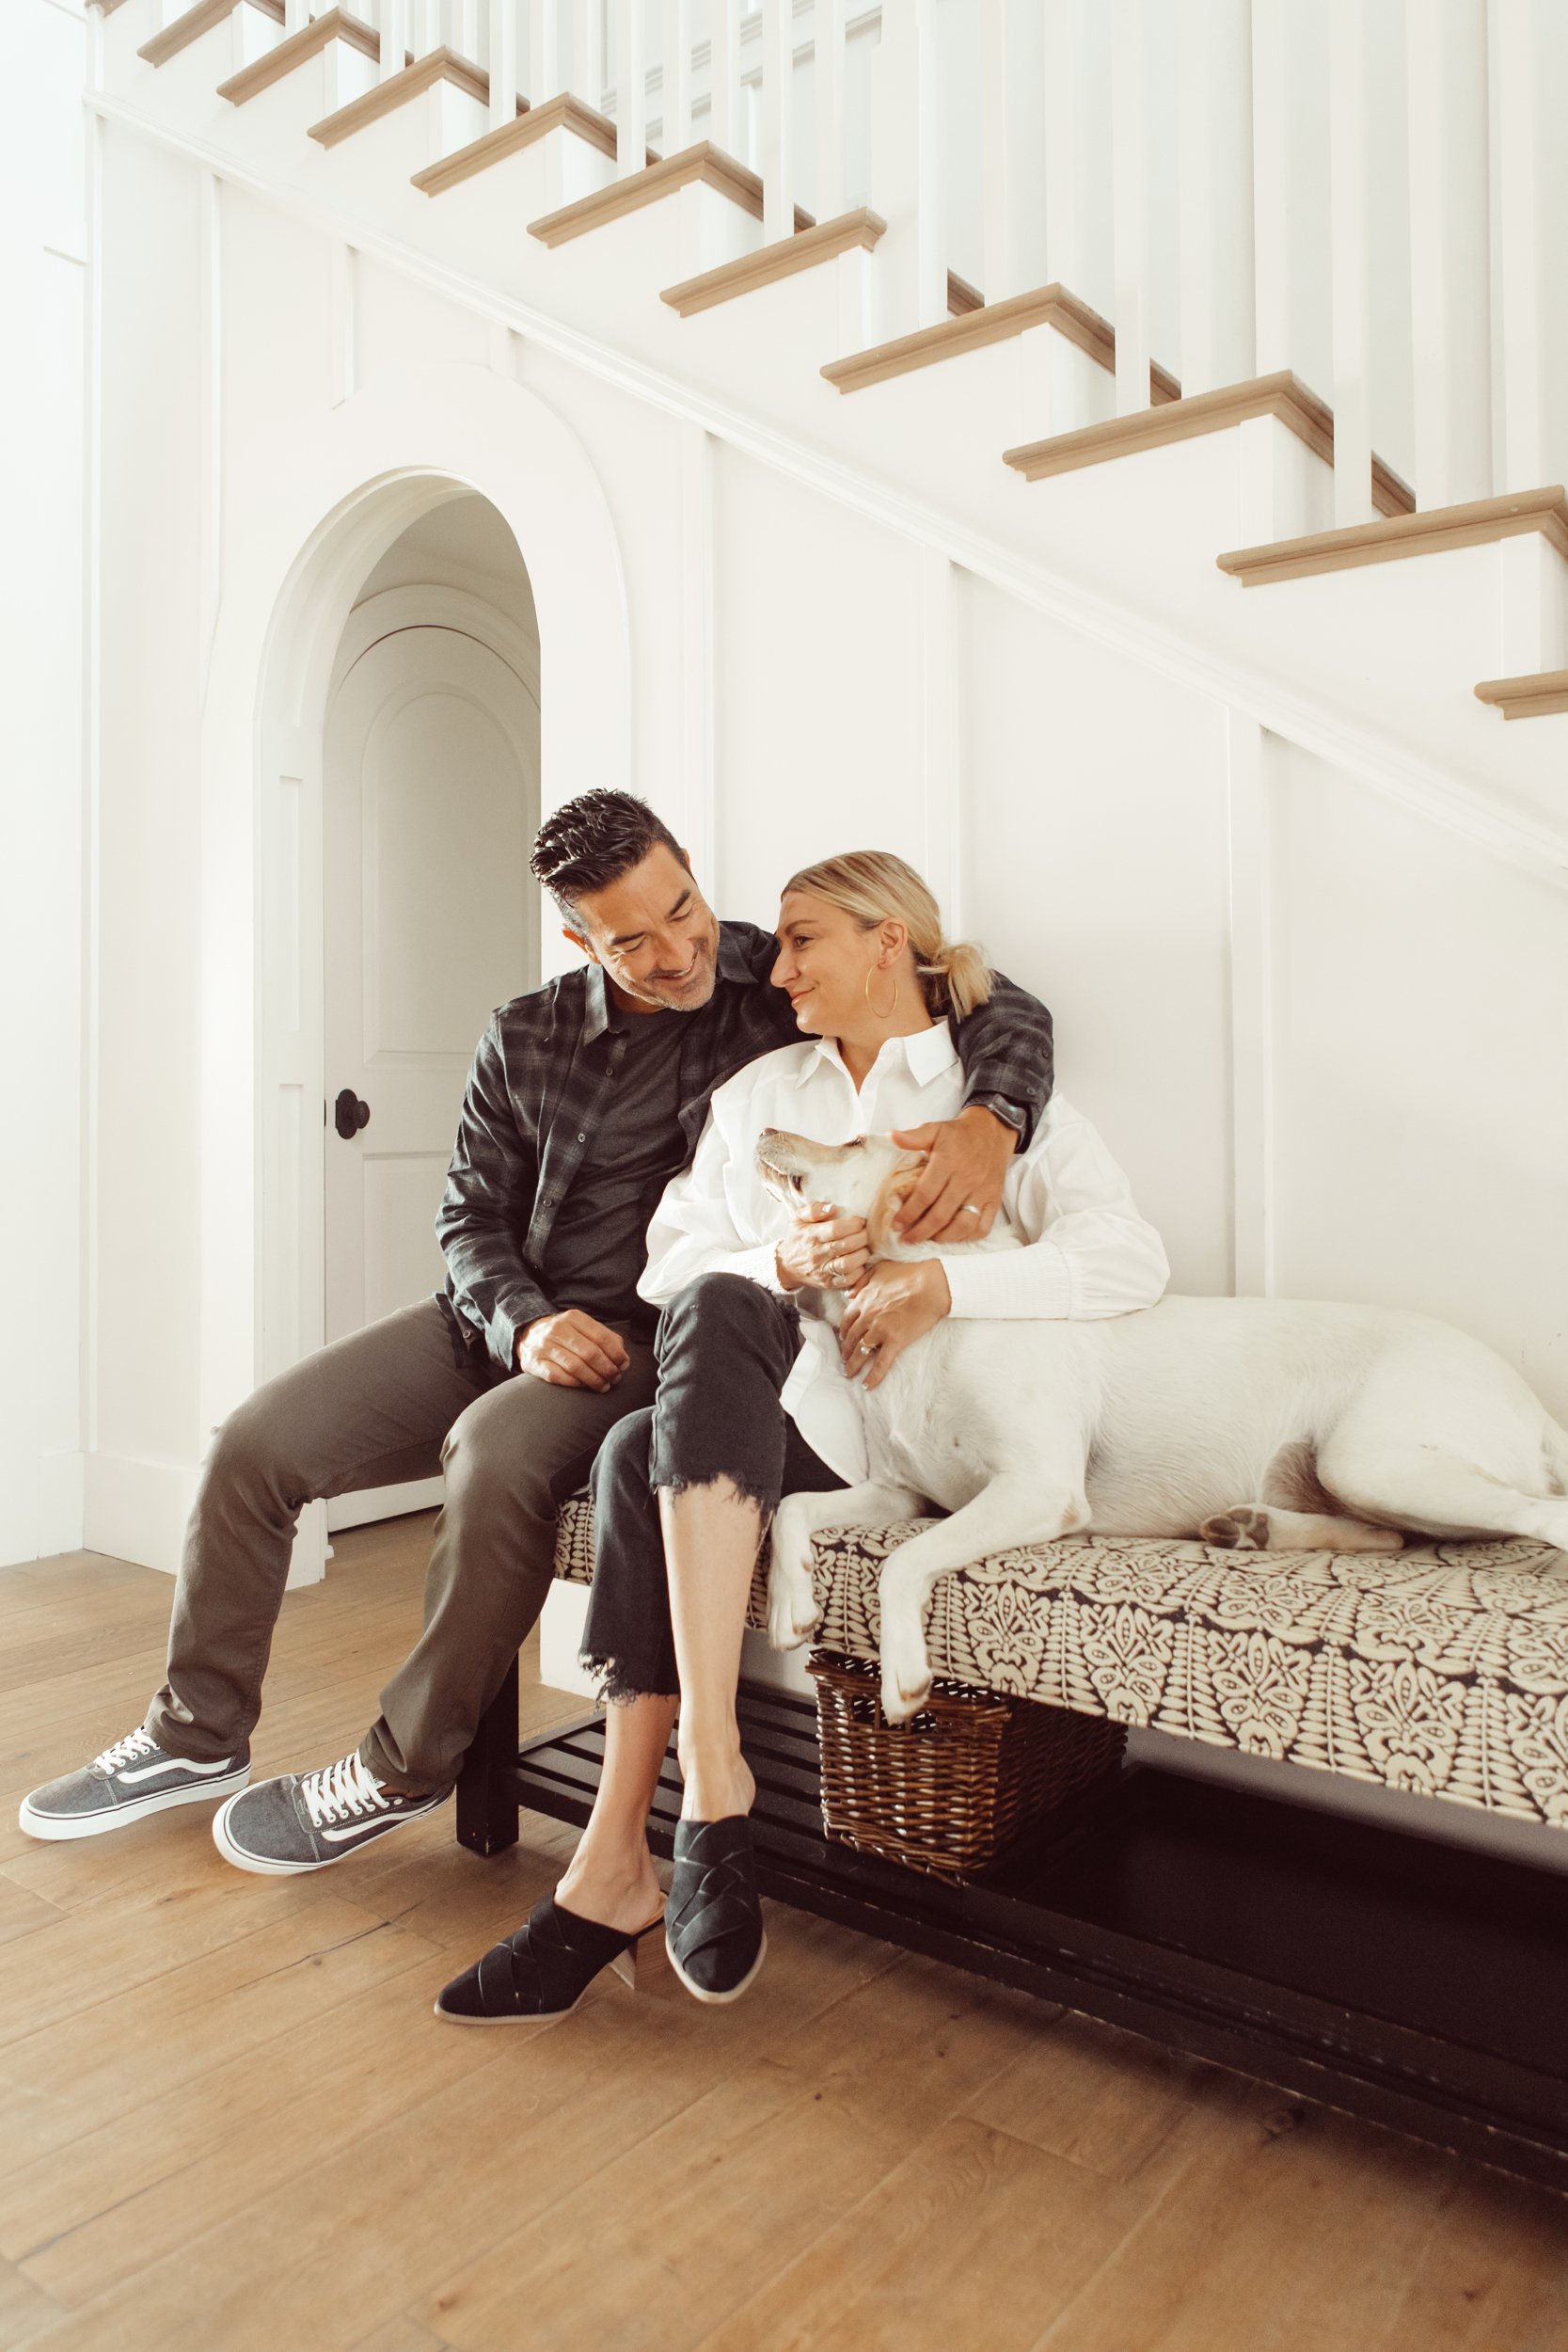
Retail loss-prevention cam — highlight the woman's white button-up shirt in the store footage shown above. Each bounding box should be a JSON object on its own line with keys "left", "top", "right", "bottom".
{"left": 639, "top": 1021, "right": 1170, "bottom": 1482}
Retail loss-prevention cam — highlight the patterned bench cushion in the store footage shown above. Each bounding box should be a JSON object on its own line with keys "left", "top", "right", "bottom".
{"left": 549, "top": 1498, "right": 1568, "bottom": 1828}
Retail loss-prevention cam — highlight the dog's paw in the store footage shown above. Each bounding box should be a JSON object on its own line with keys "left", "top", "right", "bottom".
{"left": 766, "top": 1519, "right": 820, "bottom": 1652}
{"left": 766, "top": 1562, "right": 819, "bottom": 1651}
{"left": 879, "top": 1613, "right": 934, "bottom": 1724}
{"left": 1200, "top": 1505, "right": 1269, "bottom": 1551}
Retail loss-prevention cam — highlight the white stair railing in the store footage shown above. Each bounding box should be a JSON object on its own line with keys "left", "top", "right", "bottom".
{"left": 488, "top": 0, "right": 517, "bottom": 117}
{"left": 209, "top": 1, "right": 1564, "bottom": 517}
{"left": 1175, "top": 0, "right": 1253, "bottom": 399}
{"left": 759, "top": 0, "right": 793, "bottom": 235}
{"left": 708, "top": 0, "right": 740, "bottom": 152}
{"left": 1405, "top": 0, "right": 1489, "bottom": 508}
{"left": 660, "top": 0, "right": 693, "bottom": 150}
{"left": 377, "top": 0, "right": 406, "bottom": 81}
{"left": 871, "top": 0, "right": 1568, "bottom": 514}
{"left": 613, "top": 0, "right": 645, "bottom": 170}
{"left": 527, "top": 0, "right": 561, "bottom": 107}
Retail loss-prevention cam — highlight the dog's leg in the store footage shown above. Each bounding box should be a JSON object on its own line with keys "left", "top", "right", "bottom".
{"left": 879, "top": 1473, "right": 1085, "bottom": 1723}
{"left": 768, "top": 1482, "right": 924, "bottom": 1651}
{"left": 1199, "top": 1504, "right": 1404, "bottom": 1554}
{"left": 1315, "top": 1442, "right": 1568, "bottom": 1553}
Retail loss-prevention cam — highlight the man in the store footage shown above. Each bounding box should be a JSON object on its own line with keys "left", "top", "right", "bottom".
{"left": 21, "top": 792, "right": 1053, "bottom": 1871}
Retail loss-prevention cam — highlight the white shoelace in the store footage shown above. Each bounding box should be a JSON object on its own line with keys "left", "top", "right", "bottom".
{"left": 300, "top": 1751, "right": 389, "bottom": 1830}
{"left": 94, "top": 1726, "right": 160, "bottom": 1775}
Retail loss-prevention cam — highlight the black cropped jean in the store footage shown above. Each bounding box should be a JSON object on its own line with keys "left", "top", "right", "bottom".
{"left": 581, "top": 1273, "right": 847, "bottom": 1700}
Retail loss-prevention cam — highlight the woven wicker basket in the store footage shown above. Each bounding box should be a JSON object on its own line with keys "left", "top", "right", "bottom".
{"left": 808, "top": 1650, "right": 1127, "bottom": 1881}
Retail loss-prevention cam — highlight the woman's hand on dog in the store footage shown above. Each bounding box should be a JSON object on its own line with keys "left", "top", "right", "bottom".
{"left": 840, "top": 1260, "right": 952, "bottom": 1388}
{"left": 775, "top": 1202, "right": 873, "bottom": 1295}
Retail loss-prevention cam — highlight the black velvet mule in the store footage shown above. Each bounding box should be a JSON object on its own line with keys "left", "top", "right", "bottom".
{"left": 435, "top": 1893, "right": 666, "bottom": 2025}
{"left": 665, "top": 1816, "right": 767, "bottom": 2004}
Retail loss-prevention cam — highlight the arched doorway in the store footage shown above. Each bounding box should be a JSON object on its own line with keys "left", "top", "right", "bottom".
{"left": 188, "top": 364, "right": 633, "bottom": 1586}
{"left": 319, "top": 498, "right": 542, "bottom": 1539}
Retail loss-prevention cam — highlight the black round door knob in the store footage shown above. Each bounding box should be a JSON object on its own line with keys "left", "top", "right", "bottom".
{"left": 333, "top": 1089, "right": 371, "bottom": 1140}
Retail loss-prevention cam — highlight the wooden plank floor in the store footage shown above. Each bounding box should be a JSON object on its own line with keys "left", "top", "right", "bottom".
{"left": 3, "top": 1521, "right": 1568, "bottom": 2351}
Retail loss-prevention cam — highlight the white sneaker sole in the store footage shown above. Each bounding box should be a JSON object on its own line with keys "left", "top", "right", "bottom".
{"left": 211, "top": 1790, "right": 448, "bottom": 1876}
{"left": 664, "top": 1929, "right": 768, "bottom": 2006}
{"left": 17, "top": 1766, "right": 250, "bottom": 1842}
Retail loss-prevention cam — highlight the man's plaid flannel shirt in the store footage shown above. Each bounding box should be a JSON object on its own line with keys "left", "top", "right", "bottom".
{"left": 436, "top": 920, "right": 1054, "bottom": 1374}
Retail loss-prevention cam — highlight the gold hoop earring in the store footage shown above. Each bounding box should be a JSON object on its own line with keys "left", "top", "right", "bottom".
{"left": 864, "top": 966, "right": 900, "bottom": 1021}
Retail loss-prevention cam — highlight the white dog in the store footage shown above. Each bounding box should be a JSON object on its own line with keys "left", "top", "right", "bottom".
{"left": 757, "top": 1130, "right": 1568, "bottom": 1724}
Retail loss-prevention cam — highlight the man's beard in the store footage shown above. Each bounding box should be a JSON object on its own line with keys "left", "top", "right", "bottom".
{"left": 618, "top": 932, "right": 718, "bottom": 1012}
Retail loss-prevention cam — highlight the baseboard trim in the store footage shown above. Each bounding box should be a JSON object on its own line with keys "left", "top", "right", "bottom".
{"left": 325, "top": 1475, "right": 445, "bottom": 1533}
{"left": 83, "top": 1453, "right": 198, "bottom": 1575}
{"left": 0, "top": 1451, "right": 86, "bottom": 1568}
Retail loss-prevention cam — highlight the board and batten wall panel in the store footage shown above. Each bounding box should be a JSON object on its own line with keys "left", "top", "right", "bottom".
{"left": 515, "top": 344, "right": 688, "bottom": 867}
{"left": 92, "top": 130, "right": 205, "bottom": 1485}
{"left": 0, "top": 0, "right": 88, "bottom": 1563}
{"left": 356, "top": 253, "right": 493, "bottom": 386}
{"left": 958, "top": 573, "right": 1233, "bottom": 1298}
{"left": 1270, "top": 740, "right": 1568, "bottom": 1424}
{"left": 221, "top": 186, "right": 336, "bottom": 445}
{"left": 712, "top": 447, "right": 927, "bottom": 928}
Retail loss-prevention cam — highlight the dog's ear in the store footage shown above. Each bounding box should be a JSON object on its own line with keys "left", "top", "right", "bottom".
{"left": 866, "top": 1163, "right": 925, "bottom": 1255}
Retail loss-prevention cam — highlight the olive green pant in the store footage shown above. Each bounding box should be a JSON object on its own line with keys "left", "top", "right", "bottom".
{"left": 145, "top": 1298, "right": 657, "bottom": 1790}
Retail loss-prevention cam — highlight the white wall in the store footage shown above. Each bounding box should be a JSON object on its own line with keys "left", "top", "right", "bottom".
{"left": 1271, "top": 742, "right": 1568, "bottom": 1419}
{"left": 712, "top": 451, "right": 929, "bottom": 912}
{"left": 0, "top": 0, "right": 89, "bottom": 1566}
{"left": 959, "top": 571, "right": 1234, "bottom": 1297}
{"left": 88, "top": 127, "right": 206, "bottom": 1565}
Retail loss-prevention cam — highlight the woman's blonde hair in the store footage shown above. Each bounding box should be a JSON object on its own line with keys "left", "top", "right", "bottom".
{"left": 781, "top": 850, "right": 993, "bottom": 1023}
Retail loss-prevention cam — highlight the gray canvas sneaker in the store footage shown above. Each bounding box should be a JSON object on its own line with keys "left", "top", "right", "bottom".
{"left": 19, "top": 1726, "right": 250, "bottom": 1841}
{"left": 213, "top": 1750, "right": 450, "bottom": 1875}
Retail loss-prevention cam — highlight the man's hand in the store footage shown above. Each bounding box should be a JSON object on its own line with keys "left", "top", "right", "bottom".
{"left": 517, "top": 1310, "right": 630, "bottom": 1391}
{"left": 891, "top": 1104, "right": 1018, "bottom": 1245}
{"left": 774, "top": 1200, "right": 873, "bottom": 1295}
{"left": 840, "top": 1260, "right": 951, "bottom": 1390}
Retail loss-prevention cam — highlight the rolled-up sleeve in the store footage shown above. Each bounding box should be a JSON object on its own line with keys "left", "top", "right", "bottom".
{"left": 942, "top": 1110, "right": 1169, "bottom": 1322}
{"left": 950, "top": 970, "right": 1053, "bottom": 1146}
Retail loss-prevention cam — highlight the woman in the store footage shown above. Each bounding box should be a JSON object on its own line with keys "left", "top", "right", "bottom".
{"left": 435, "top": 853, "right": 1167, "bottom": 2022}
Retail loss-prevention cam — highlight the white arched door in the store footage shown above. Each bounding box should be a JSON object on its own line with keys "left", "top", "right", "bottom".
{"left": 322, "top": 621, "right": 538, "bottom": 1518}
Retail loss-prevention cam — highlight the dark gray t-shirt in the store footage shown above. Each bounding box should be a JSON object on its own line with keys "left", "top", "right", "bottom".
{"left": 539, "top": 1009, "right": 689, "bottom": 1332}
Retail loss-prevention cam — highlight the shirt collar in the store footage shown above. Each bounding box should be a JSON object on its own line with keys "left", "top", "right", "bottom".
{"left": 581, "top": 922, "right": 757, "bottom": 1045}
{"left": 793, "top": 1020, "right": 956, "bottom": 1089}
{"left": 582, "top": 963, "right": 613, "bottom": 1044}
{"left": 903, "top": 1020, "right": 959, "bottom": 1084}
